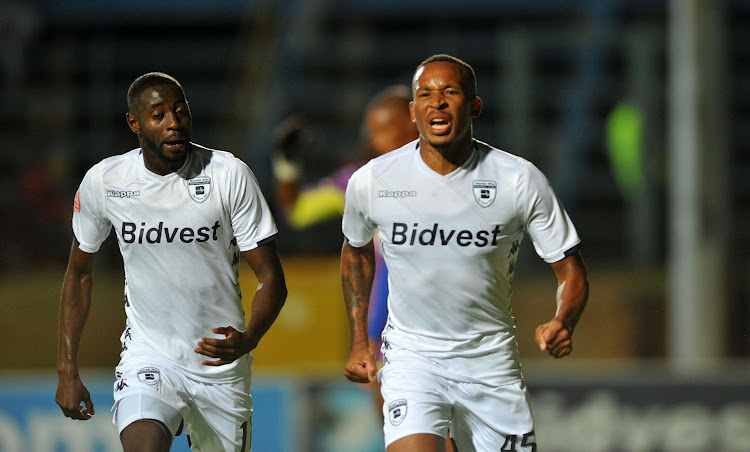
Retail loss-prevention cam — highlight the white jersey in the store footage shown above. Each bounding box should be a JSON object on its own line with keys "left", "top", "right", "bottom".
{"left": 73, "top": 144, "right": 278, "bottom": 381}
{"left": 342, "top": 139, "right": 580, "bottom": 386}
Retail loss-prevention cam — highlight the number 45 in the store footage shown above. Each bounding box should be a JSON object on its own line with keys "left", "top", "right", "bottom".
{"left": 501, "top": 430, "right": 537, "bottom": 451}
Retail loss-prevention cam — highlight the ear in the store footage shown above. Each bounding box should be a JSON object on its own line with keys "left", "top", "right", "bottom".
{"left": 409, "top": 101, "right": 416, "bottom": 123}
{"left": 470, "top": 97, "right": 482, "bottom": 118}
{"left": 126, "top": 112, "right": 140, "bottom": 135}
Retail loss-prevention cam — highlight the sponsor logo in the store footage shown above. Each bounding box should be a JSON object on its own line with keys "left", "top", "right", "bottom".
{"left": 115, "top": 380, "right": 128, "bottom": 392}
{"left": 188, "top": 177, "right": 212, "bottom": 203}
{"left": 107, "top": 190, "right": 140, "bottom": 198}
{"left": 121, "top": 220, "right": 221, "bottom": 244}
{"left": 391, "top": 222, "right": 503, "bottom": 247}
{"left": 473, "top": 180, "right": 496, "bottom": 207}
{"left": 388, "top": 399, "right": 407, "bottom": 426}
{"left": 73, "top": 190, "right": 81, "bottom": 213}
{"left": 379, "top": 190, "right": 417, "bottom": 198}
{"left": 137, "top": 367, "right": 161, "bottom": 386}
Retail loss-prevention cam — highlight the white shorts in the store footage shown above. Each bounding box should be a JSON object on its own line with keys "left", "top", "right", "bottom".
{"left": 112, "top": 349, "right": 252, "bottom": 451}
{"left": 379, "top": 355, "right": 536, "bottom": 451}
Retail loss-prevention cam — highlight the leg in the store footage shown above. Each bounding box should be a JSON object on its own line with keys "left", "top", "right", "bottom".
{"left": 186, "top": 372, "right": 253, "bottom": 451}
{"left": 121, "top": 420, "right": 172, "bottom": 452}
{"left": 380, "top": 357, "right": 452, "bottom": 451}
{"left": 387, "top": 433, "right": 447, "bottom": 452}
{"left": 450, "top": 380, "right": 535, "bottom": 452}
{"left": 113, "top": 394, "right": 184, "bottom": 452}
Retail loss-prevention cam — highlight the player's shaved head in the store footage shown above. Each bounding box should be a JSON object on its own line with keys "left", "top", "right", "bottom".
{"left": 364, "top": 85, "right": 418, "bottom": 157}
{"left": 365, "top": 85, "right": 411, "bottom": 116}
{"left": 127, "top": 72, "right": 186, "bottom": 115}
{"left": 413, "top": 54, "right": 477, "bottom": 100}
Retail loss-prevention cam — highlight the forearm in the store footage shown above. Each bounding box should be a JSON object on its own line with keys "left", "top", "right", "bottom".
{"left": 341, "top": 240, "right": 376, "bottom": 352}
{"left": 57, "top": 268, "right": 93, "bottom": 377}
{"left": 244, "top": 274, "right": 287, "bottom": 351}
{"left": 552, "top": 252, "right": 589, "bottom": 332}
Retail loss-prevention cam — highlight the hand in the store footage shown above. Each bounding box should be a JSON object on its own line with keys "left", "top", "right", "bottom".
{"left": 56, "top": 374, "right": 95, "bottom": 420}
{"left": 535, "top": 319, "right": 573, "bottom": 359}
{"left": 344, "top": 346, "right": 377, "bottom": 384}
{"left": 195, "top": 326, "right": 252, "bottom": 366}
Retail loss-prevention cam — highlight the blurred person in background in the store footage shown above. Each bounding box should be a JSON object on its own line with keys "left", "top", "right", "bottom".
{"left": 271, "top": 85, "right": 417, "bottom": 230}
{"left": 341, "top": 54, "right": 589, "bottom": 451}
{"left": 272, "top": 84, "right": 419, "bottom": 424}
{"left": 56, "top": 72, "right": 287, "bottom": 452}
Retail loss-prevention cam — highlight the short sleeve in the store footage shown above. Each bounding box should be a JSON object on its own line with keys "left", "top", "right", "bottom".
{"left": 227, "top": 157, "right": 278, "bottom": 251}
{"left": 517, "top": 160, "right": 580, "bottom": 263}
{"left": 342, "top": 166, "right": 377, "bottom": 248}
{"left": 72, "top": 165, "right": 112, "bottom": 253}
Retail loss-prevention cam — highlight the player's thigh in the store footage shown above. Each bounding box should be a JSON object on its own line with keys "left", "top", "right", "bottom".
{"left": 380, "top": 362, "right": 452, "bottom": 448}
{"left": 450, "top": 380, "right": 536, "bottom": 452}
{"left": 185, "top": 376, "right": 252, "bottom": 452}
{"left": 112, "top": 356, "right": 188, "bottom": 438}
{"left": 120, "top": 418, "right": 173, "bottom": 452}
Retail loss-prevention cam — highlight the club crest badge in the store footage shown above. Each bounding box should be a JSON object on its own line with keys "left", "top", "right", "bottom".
{"left": 388, "top": 399, "right": 407, "bottom": 426}
{"left": 188, "top": 177, "right": 212, "bottom": 203}
{"left": 137, "top": 367, "right": 161, "bottom": 386}
{"left": 473, "top": 180, "right": 497, "bottom": 207}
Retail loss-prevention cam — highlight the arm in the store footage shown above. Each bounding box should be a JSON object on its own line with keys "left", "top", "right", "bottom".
{"left": 341, "top": 238, "right": 377, "bottom": 383}
{"left": 56, "top": 240, "right": 97, "bottom": 420}
{"left": 535, "top": 250, "right": 589, "bottom": 358}
{"left": 196, "top": 240, "right": 287, "bottom": 366}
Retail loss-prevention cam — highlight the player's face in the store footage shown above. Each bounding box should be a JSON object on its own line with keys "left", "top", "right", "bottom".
{"left": 410, "top": 61, "right": 481, "bottom": 150}
{"left": 365, "top": 106, "right": 418, "bottom": 157}
{"left": 128, "top": 83, "right": 192, "bottom": 175}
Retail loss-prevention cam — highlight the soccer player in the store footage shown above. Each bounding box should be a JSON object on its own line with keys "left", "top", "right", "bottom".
{"left": 55, "top": 72, "right": 287, "bottom": 452}
{"left": 341, "top": 55, "right": 589, "bottom": 451}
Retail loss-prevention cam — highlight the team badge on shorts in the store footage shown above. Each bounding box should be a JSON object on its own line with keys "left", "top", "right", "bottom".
{"left": 388, "top": 399, "right": 407, "bottom": 426}
{"left": 188, "top": 177, "right": 212, "bottom": 203}
{"left": 473, "top": 180, "right": 497, "bottom": 207}
{"left": 137, "top": 367, "right": 161, "bottom": 386}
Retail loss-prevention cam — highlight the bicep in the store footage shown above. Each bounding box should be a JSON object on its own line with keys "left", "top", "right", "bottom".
{"left": 241, "top": 240, "right": 284, "bottom": 283}
{"left": 549, "top": 250, "right": 587, "bottom": 286}
{"left": 67, "top": 239, "right": 97, "bottom": 276}
{"left": 341, "top": 239, "right": 375, "bottom": 269}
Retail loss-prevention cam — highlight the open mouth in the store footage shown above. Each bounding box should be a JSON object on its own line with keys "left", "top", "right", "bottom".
{"left": 163, "top": 139, "right": 187, "bottom": 151}
{"left": 429, "top": 117, "right": 451, "bottom": 135}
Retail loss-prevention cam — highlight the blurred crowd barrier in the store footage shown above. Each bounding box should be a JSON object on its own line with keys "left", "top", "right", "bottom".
{"left": 3, "top": 368, "right": 749, "bottom": 452}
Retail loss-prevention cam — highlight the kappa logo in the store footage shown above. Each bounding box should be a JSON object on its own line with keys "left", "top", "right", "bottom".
{"left": 473, "top": 180, "right": 497, "bottom": 207}
{"left": 188, "top": 176, "right": 212, "bottom": 203}
{"left": 388, "top": 399, "right": 407, "bottom": 426}
{"left": 107, "top": 190, "right": 140, "bottom": 198}
{"left": 137, "top": 367, "right": 161, "bottom": 386}
{"left": 379, "top": 190, "right": 416, "bottom": 198}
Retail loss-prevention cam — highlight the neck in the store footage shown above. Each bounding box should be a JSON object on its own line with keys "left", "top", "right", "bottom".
{"left": 418, "top": 136, "right": 474, "bottom": 175}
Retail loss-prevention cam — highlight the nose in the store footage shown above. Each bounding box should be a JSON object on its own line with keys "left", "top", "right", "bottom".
{"left": 166, "top": 111, "right": 183, "bottom": 130}
{"left": 428, "top": 92, "right": 447, "bottom": 109}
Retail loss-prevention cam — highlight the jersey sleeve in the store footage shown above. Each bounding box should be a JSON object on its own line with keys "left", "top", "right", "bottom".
{"left": 71, "top": 164, "right": 112, "bottom": 253}
{"left": 517, "top": 160, "right": 580, "bottom": 263}
{"left": 227, "top": 156, "right": 278, "bottom": 251}
{"left": 341, "top": 166, "right": 377, "bottom": 247}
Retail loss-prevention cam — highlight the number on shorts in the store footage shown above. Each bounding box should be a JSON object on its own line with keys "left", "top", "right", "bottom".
{"left": 501, "top": 430, "right": 536, "bottom": 451}
{"left": 501, "top": 435, "right": 517, "bottom": 451}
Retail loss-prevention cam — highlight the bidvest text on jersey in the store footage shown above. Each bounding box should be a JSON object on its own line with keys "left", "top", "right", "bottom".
{"left": 121, "top": 221, "right": 221, "bottom": 244}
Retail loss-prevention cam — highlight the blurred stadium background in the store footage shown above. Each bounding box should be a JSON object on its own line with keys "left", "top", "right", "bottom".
{"left": 1, "top": 0, "right": 750, "bottom": 450}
